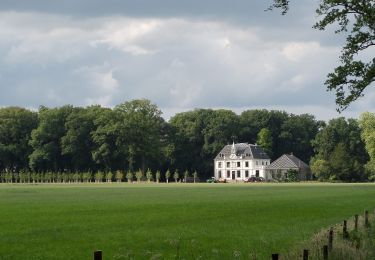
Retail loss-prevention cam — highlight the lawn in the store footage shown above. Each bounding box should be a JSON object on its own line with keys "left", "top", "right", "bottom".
{"left": 1, "top": 183, "right": 375, "bottom": 259}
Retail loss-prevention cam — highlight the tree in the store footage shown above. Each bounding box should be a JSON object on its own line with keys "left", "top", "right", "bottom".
{"left": 135, "top": 170, "right": 143, "bottom": 183}
{"left": 165, "top": 169, "right": 171, "bottom": 183}
{"left": 310, "top": 159, "right": 330, "bottom": 181}
{"left": 183, "top": 170, "right": 189, "bottom": 183}
{"left": 173, "top": 170, "right": 179, "bottom": 183}
{"left": 115, "top": 170, "right": 124, "bottom": 183}
{"left": 270, "top": 0, "right": 375, "bottom": 111}
{"left": 95, "top": 171, "right": 103, "bottom": 183}
{"left": 91, "top": 108, "right": 121, "bottom": 171}
{"left": 257, "top": 128, "right": 273, "bottom": 157}
{"left": 29, "top": 106, "right": 74, "bottom": 171}
{"left": 193, "top": 171, "right": 198, "bottom": 183}
{"left": 359, "top": 112, "right": 375, "bottom": 180}
{"left": 155, "top": 170, "right": 161, "bottom": 183}
{"left": 61, "top": 106, "right": 104, "bottom": 172}
{"left": 311, "top": 117, "right": 368, "bottom": 181}
{"left": 146, "top": 168, "right": 153, "bottom": 183}
{"left": 106, "top": 171, "right": 113, "bottom": 183}
{"left": 126, "top": 171, "right": 133, "bottom": 183}
{"left": 114, "top": 99, "right": 165, "bottom": 173}
{"left": 0, "top": 107, "right": 38, "bottom": 172}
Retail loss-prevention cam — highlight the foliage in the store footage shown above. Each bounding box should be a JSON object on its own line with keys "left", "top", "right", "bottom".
{"left": 115, "top": 170, "right": 123, "bottom": 183}
{"left": 106, "top": 171, "right": 113, "bottom": 183}
{"left": 285, "top": 169, "right": 299, "bottom": 182}
{"left": 126, "top": 171, "right": 133, "bottom": 183}
{"left": 0, "top": 107, "right": 38, "bottom": 172}
{"left": 173, "top": 170, "right": 179, "bottom": 183}
{"left": 359, "top": 112, "right": 375, "bottom": 180}
{"left": 155, "top": 170, "right": 161, "bottom": 183}
{"left": 257, "top": 128, "right": 273, "bottom": 157}
{"left": 135, "top": 170, "right": 143, "bottom": 183}
{"left": 270, "top": 0, "right": 375, "bottom": 111}
{"left": 193, "top": 171, "right": 198, "bottom": 183}
{"left": 310, "top": 158, "right": 330, "bottom": 181}
{"left": 311, "top": 117, "right": 368, "bottom": 181}
{"left": 29, "top": 106, "right": 74, "bottom": 171}
{"left": 95, "top": 171, "right": 104, "bottom": 183}
{"left": 146, "top": 168, "right": 153, "bottom": 183}
{"left": 165, "top": 169, "right": 171, "bottom": 183}
{"left": 183, "top": 170, "right": 189, "bottom": 182}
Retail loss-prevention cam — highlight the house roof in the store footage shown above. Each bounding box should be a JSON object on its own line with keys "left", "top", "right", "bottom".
{"left": 266, "top": 154, "right": 309, "bottom": 170}
{"left": 214, "top": 143, "right": 270, "bottom": 160}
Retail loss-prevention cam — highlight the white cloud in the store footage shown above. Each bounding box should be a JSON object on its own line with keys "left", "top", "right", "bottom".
{"left": 0, "top": 10, "right": 371, "bottom": 121}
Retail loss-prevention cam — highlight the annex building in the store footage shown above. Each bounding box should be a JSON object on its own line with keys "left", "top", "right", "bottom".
{"left": 214, "top": 142, "right": 271, "bottom": 181}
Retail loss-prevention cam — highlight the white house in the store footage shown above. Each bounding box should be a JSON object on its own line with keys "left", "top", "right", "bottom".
{"left": 214, "top": 142, "right": 271, "bottom": 181}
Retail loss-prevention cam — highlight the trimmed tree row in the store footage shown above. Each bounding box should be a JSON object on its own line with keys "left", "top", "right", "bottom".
{"left": 0, "top": 169, "right": 199, "bottom": 184}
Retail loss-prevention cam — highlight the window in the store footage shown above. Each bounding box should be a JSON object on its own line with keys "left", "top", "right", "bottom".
{"left": 245, "top": 161, "right": 249, "bottom": 167}
{"left": 218, "top": 170, "right": 222, "bottom": 178}
{"left": 256, "top": 161, "right": 259, "bottom": 165}
{"left": 237, "top": 170, "right": 241, "bottom": 178}
{"left": 218, "top": 162, "right": 222, "bottom": 168}
{"left": 245, "top": 170, "right": 249, "bottom": 178}
{"left": 237, "top": 162, "right": 241, "bottom": 167}
{"left": 226, "top": 162, "right": 230, "bottom": 167}
{"left": 227, "top": 171, "right": 230, "bottom": 178}
{"left": 262, "top": 161, "right": 264, "bottom": 165}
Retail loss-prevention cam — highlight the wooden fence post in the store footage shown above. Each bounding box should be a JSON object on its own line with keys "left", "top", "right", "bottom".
{"left": 303, "top": 249, "right": 309, "bottom": 260}
{"left": 365, "top": 210, "right": 369, "bottom": 227}
{"left": 94, "top": 250, "right": 102, "bottom": 260}
{"left": 354, "top": 214, "right": 358, "bottom": 231}
{"left": 271, "top": 253, "right": 279, "bottom": 260}
{"left": 323, "top": 245, "right": 328, "bottom": 260}
{"left": 343, "top": 220, "right": 348, "bottom": 239}
{"left": 328, "top": 227, "right": 333, "bottom": 251}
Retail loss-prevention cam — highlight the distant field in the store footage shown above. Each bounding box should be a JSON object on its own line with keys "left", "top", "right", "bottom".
{"left": 1, "top": 183, "right": 375, "bottom": 259}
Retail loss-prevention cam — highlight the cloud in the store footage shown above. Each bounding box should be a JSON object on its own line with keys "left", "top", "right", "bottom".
{"left": 0, "top": 4, "right": 373, "bottom": 121}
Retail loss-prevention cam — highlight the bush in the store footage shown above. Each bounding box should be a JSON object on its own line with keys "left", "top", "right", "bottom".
{"left": 285, "top": 169, "right": 299, "bottom": 182}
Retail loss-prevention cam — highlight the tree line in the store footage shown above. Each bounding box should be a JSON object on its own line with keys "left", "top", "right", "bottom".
{"left": 0, "top": 99, "right": 374, "bottom": 182}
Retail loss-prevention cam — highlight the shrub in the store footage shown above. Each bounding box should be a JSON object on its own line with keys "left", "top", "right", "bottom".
{"left": 285, "top": 169, "right": 299, "bottom": 182}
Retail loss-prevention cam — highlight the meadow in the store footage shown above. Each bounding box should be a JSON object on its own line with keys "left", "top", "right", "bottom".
{"left": 1, "top": 183, "right": 375, "bottom": 259}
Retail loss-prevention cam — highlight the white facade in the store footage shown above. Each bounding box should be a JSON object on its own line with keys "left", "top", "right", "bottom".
{"left": 214, "top": 143, "right": 271, "bottom": 181}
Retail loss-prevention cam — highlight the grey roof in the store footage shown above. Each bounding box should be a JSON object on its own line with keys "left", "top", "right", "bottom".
{"left": 266, "top": 154, "right": 309, "bottom": 170}
{"left": 214, "top": 143, "right": 270, "bottom": 160}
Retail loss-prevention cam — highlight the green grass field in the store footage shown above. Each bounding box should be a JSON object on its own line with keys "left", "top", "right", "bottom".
{"left": 1, "top": 183, "right": 375, "bottom": 259}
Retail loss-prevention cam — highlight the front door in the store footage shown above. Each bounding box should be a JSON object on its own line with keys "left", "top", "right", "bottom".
{"left": 256, "top": 170, "right": 259, "bottom": 177}
{"left": 232, "top": 171, "right": 235, "bottom": 180}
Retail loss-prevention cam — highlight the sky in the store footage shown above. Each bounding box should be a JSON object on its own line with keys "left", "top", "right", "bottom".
{"left": 0, "top": 0, "right": 374, "bottom": 121}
